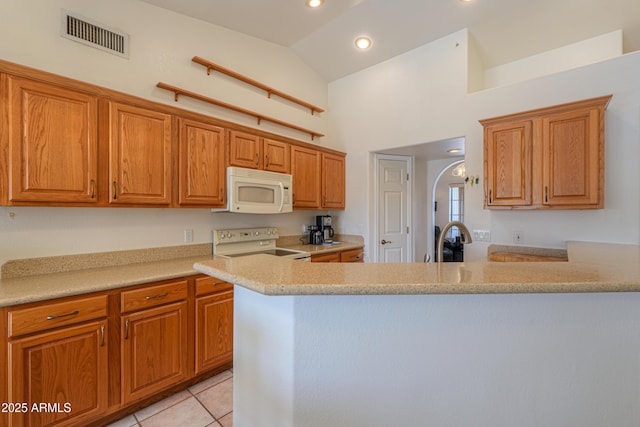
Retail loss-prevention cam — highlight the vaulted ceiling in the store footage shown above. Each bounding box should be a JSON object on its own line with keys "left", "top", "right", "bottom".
{"left": 141, "top": 0, "right": 640, "bottom": 82}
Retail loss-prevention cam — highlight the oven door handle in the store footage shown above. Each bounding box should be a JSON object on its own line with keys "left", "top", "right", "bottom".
{"left": 278, "top": 182, "right": 285, "bottom": 212}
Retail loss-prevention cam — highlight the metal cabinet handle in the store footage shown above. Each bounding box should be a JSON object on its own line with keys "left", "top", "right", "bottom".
{"left": 489, "top": 189, "right": 492, "bottom": 204}
{"left": 125, "top": 319, "right": 130, "bottom": 340}
{"left": 100, "top": 325, "right": 105, "bottom": 347}
{"left": 255, "top": 153, "right": 259, "bottom": 164}
{"left": 545, "top": 186, "right": 549, "bottom": 203}
{"left": 90, "top": 179, "right": 95, "bottom": 198}
{"left": 47, "top": 310, "right": 79, "bottom": 320}
{"left": 145, "top": 292, "right": 169, "bottom": 300}
{"left": 381, "top": 240, "right": 392, "bottom": 245}
{"left": 220, "top": 188, "right": 224, "bottom": 203}
{"left": 113, "top": 181, "right": 117, "bottom": 200}
{"left": 265, "top": 154, "right": 269, "bottom": 167}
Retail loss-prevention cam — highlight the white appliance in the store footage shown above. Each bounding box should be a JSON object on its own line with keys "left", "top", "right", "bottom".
{"left": 213, "top": 167, "right": 293, "bottom": 214}
{"left": 213, "top": 227, "right": 310, "bottom": 261}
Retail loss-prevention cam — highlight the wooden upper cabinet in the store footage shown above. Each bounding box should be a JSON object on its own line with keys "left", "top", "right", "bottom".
{"left": 484, "top": 120, "right": 532, "bottom": 207}
{"left": 542, "top": 107, "right": 602, "bottom": 207}
{"left": 229, "top": 130, "right": 261, "bottom": 169}
{"left": 107, "top": 102, "right": 172, "bottom": 205}
{"left": 291, "top": 145, "right": 321, "bottom": 208}
{"left": 5, "top": 76, "right": 98, "bottom": 204}
{"left": 481, "top": 95, "right": 610, "bottom": 210}
{"left": 321, "top": 152, "right": 345, "bottom": 209}
{"left": 263, "top": 138, "right": 290, "bottom": 173}
{"left": 178, "top": 118, "right": 226, "bottom": 207}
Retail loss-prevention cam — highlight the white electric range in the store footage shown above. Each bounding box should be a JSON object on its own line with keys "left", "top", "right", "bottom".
{"left": 212, "top": 227, "right": 310, "bottom": 261}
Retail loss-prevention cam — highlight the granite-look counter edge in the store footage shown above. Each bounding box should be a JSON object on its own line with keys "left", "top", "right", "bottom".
{"left": 0, "top": 255, "right": 213, "bottom": 307}
{"left": 0, "top": 238, "right": 367, "bottom": 307}
{"left": 193, "top": 241, "right": 640, "bottom": 296}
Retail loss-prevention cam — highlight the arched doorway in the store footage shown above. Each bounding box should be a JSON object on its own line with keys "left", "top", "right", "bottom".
{"left": 429, "top": 160, "right": 465, "bottom": 262}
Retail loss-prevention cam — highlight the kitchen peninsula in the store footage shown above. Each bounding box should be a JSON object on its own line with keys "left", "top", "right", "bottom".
{"left": 194, "top": 241, "right": 640, "bottom": 427}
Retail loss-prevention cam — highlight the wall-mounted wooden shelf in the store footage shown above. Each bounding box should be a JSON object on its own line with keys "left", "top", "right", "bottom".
{"left": 192, "top": 56, "right": 325, "bottom": 115}
{"left": 156, "top": 82, "right": 325, "bottom": 140}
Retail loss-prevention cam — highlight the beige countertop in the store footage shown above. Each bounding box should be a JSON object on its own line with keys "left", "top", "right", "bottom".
{"left": 0, "top": 256, "right": 211, "bottom": 307}
{"left": 2, "top": 240, "right": 638, "bottom": 306}
{"left": 0, "top": 237, "right": 365, "bottom": 307}
{"left": 193, "top": 242, "right": 640, "bottom": 296}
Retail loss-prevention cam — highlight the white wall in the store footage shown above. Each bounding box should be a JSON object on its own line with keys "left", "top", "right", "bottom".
{"left": 0, "top": 0, "right": 333, "bottom": 266}
{"left": 329, "top": 29, "right": 640, "bottom": 261}
{"left": 235, "top": 286, "right": 640, "bottom": 427}
{"left": 482, "top": 30, "right": 623, "bottom": 90}
{"left": 330, "top": 30, "right": 470, "bottom": 257}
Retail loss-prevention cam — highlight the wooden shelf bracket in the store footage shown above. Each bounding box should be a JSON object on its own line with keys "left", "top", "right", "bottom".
{"left": 156, "top": 82, "right": 324, "bottom": 140}
{"left": 192, "top": 56, "right": 325, "bottom": 115}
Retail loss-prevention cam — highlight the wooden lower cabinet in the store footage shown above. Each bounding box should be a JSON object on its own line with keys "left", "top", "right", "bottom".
{"left": 340, "top": 248, "right": 364, "bottom": 263}
{"left": 195, "top": 290, "right": 234, "bottom": 373}
{"left": 8, "top": 320, "right": 109, "bottom": 427}
{"left": 311, "top": 247, "right": 364, "bottom": 263}
{"left": 121, "top": 301, "right": 188, "bottom": 404}
{"left": 1, "top": 274, "right": 233, "bottom": 427}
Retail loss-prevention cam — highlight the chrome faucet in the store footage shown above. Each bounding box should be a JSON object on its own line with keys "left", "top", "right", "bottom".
{"left": 437, "top": 221, "right": 473, "bottom": 263}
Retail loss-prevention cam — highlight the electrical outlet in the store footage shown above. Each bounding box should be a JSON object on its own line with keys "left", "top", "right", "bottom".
{"left": 184, "top": 229, "right": 193, "bottom": 243}
{"left": 472, "top": 229, "right": 491, "bottom": 242}
{"left": 514, "top": 231, "right": 523, "bottom": 244}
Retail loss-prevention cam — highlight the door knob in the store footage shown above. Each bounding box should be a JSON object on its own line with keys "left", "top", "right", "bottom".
{"left": 381, "top": 239, "right": 392, "bottom": 245}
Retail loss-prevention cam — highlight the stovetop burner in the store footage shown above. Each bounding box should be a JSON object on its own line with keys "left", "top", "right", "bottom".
{"left": 213, "top": 227, "right": 310, "bottom": 260}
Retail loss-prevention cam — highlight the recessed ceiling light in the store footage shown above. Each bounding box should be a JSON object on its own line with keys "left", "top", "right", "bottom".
{"left": 306, "top": 0, "right": 324, "bottom": 8}
{"left": 355, "top": 36, "right": 372, "bottom": 50}
{"left": 447, "top": 148, "right": 462, "bottom": 153}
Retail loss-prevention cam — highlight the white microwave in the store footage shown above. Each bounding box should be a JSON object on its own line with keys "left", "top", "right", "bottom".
{"left": 213, "top": 167, "right": 293, "bottom": 214}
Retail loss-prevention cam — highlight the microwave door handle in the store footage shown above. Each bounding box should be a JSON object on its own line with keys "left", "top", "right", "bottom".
{"left": 278, "top": 182, "right": 285, "bottom": 212}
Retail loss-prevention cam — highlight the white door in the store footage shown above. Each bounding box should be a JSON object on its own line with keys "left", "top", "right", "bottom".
{"left": 376, "top": 156, "right": 411, "bottom": 262}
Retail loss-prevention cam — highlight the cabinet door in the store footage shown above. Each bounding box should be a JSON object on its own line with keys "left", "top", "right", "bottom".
{"left": 108, "top": 102, "right": 172, "bottom": 205}
{"left": 7, "top": 76, "right": 98, "bottom": 204}
{"left": 263, "top": 138, "right": 290, "bottom": 173}
{"left": 178, "top": 118, "right": 226, "bottom": 207}
{"left": 321, "top": 153, "right": 345, "bottom": 209}
{"left": 229, "top": 130, "right": 261, "bottom": 169}
{"left": 484, "top": 120, "right": 532, "bottom": 207}
{"left": 542, "top": 107, "right": 602, "bottom": 208}
{"left": 195, "top": 290, "right": 233, "bottom": 374}
{"left": 121, "top": 301, "right": 188, "bottom": 404}
{"left": 8, "top": 320, "right": 108, "bottom": 427}
{"left": 291, "top": 146, "right": 321, "bottom": 208}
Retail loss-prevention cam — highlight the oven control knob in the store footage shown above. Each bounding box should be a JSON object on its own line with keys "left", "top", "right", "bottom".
{"left": 218, "top": 233, "right": 225, "bottom": 240}
{"left": 254, "top": 231, "right": 260, "bottom": 236}
{"left": 225, "top": 232, "right": 232, "bottom": 239}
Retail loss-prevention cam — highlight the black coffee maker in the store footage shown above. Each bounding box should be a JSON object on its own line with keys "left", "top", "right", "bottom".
{"left": 316, "top": 215, "right": 334, "bottom": 244}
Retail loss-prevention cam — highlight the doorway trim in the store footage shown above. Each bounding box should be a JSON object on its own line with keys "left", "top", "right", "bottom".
{"left": 373, "top": 153, "right": 413, "bottom": 263}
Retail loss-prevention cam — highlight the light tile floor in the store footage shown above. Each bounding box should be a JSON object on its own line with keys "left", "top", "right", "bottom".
{"left": 105, "top": 369, "right": 233, "bottom": 427}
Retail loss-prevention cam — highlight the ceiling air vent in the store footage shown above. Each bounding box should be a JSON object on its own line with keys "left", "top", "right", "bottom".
{"left": 61, "top": 10, "right": 129, "bottom": 58}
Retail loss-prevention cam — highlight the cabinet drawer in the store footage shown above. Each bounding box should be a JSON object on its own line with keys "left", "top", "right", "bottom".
{"left": 8, "top": 294, "right": 108, "bottom": 337}
{"left": 340, "top": 248, "right": 364, "bottom": 263}
{"left": 121, "top": 279, "right": 188, "bottom": 313}
{"left": 196, "top": 276, "right": 233, "bottom": 296}
{"left": 311, "top": 252, "right": 341, "bottom": 263}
